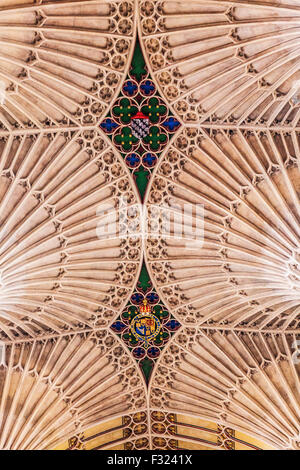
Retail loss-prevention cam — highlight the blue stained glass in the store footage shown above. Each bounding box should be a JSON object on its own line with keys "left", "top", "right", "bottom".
{"left": 133, "top": 347, "right": 146, "bottom": 358}
{"left": 125, "top": 153, "right": 141, "bottom": 168}
{"left": 140, "top": 79, "right": 155, "bottom": 96}
{"left": 147, "top": 346, "right": 160, "bottom": 358}
{"left": 165, "top": 319, "right": 181, "bottom": 331}
{"left": 123, "top": 80, "right": 138, "bottom": 96}
{"left": 146, "top": 292, "right": 159, "bottom": 304}
{"left": 142, "top": 152, "right": 157, "bottom": 168}
{"left": 111, "top": 321, "right": 127, "bottom": 332}
{"left": 162, "top": 117, "right": 180, "bottom": 132}
{"left": 131, "top": 292, "right": 144, "bottom": 304}
{"left": 100, "top": 118, "right": 119, "bottom": 133}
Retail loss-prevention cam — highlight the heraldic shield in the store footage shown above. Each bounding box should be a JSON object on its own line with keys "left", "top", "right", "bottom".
{"left": 131, "top": 111, "right": 150, "bottom": 139}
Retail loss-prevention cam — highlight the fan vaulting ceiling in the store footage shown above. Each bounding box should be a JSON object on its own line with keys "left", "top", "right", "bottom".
{"left": 0, "top": 0, "right": 299, "bottom": 451}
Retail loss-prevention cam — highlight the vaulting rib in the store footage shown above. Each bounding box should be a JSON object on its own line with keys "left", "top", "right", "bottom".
{"left": 0, "top": 130, "right": 142, "bottom": 341}
{"left": 139, "top": 0, "right": 300, "bottom": 128}
{"left": 0, "top": 0, "right": 136, "bottom": 132}
{"left": 149, "top": 328, "right": 300, "bottom": 450}
{"left": 144, "top": 126, "right": 300, "bottom": 331}
{"left": 0, "top": 332, "right": 146, "bottom": 450}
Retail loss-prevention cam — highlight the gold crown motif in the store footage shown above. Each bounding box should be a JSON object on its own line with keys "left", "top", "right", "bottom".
{"left": 139, "top": 299, "right": 151, "bottom": 314}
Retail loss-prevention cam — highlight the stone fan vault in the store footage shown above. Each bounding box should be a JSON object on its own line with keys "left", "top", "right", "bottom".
{"left": 0, "top": 0, "right": 299, "bottom": 451}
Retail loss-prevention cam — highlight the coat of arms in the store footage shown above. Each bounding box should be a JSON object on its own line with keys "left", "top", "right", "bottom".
{"left": 130, "top": 299, "right": 161, "bottom": 348}
{"left": 130, "top": 111, "right": 150, "bottom": 139}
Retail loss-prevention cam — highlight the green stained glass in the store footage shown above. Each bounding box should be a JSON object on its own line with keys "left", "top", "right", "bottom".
{"left": 100, "top": 34, "right": 180, "bottom": 200}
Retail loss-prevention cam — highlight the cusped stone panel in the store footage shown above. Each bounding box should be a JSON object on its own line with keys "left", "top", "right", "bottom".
{"left": 144, "top": 127, "right": 300, "bottom": 329}
{"left": 0, "top": 332, "right": 146, "bottom": 449}
{"left": 54, "top": 411, "right": 150, "bottom": 450}
{"left": 0, "top": 130, "right": 142, "bottom": 341}
{"left": 139, "top": 0, "right": 300, "bottom": 126}
{"left": 150, "top": 328, "right": 300, "bottom": 450}
{"left": 149, "top": 411, "right": 275, "bottom": 450}
{"left": 0, "top": 0, "right": 136, "bottom": 131}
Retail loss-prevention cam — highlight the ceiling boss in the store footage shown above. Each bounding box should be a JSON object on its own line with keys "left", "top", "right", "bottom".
{"left": 130, "top": 299, "right": 161, "bottom": 348}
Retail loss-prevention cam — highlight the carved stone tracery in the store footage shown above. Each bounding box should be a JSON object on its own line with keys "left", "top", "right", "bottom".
{"left": 0, "top": 0, "right": 299, "bottom": 451}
